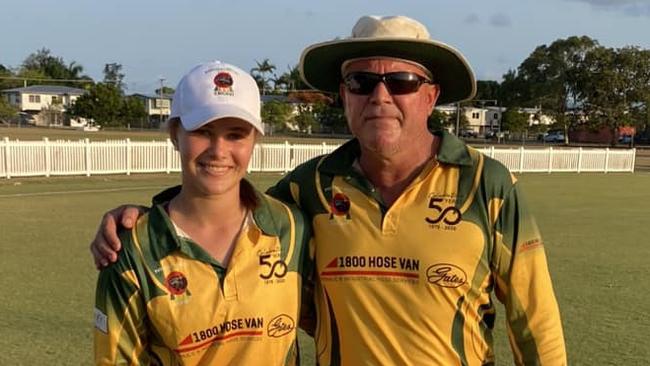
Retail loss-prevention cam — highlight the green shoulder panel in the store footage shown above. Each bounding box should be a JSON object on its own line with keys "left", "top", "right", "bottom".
{"left": 254, "top": 192, "right": 311, "bottom": 274}
{"left": 480, "top": 154, "right": 516, "bottom": 201}
{"left": 95, "top": 215, "right": 167, "bottom": 316}
{"left": 267, "top": 154, "right": 330, "bottom": 219}
{"left": 113, "top": 214, "right": 169, "bottom": 301}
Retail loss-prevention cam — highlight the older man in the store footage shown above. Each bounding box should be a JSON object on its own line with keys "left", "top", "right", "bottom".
{"left": 92, "top": 15, "right": 566, "bottom": 366}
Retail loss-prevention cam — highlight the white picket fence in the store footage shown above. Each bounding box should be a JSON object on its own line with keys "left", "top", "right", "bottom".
{"left": 475, "top": 145, "right": 636, "bottom": 173}
{"left": 0, "top": 137, "right": 636, "bottom": 179}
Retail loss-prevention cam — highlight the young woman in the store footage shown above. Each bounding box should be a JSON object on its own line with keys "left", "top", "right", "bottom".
{"left": 93, "top": 61, "right": 311, "bottom": 365}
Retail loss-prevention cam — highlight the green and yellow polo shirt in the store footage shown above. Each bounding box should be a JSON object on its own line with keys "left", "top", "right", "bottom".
{"left": 268, "top": 131, "right": 566, "bottom": 366}
{"left": 94, "top": 185, "right": 311, "bottom": 365}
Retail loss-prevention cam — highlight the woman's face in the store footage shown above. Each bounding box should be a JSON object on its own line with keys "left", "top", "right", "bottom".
{"left": 171, "top": 117, "right": 256, "bottom": 198}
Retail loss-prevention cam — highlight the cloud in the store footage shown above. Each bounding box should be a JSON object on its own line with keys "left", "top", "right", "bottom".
{"left": 570, "top": 0, "right": 643, "bottom": 5}
{"left": 464, "top": 13, "right": 480, "bottom": 25}
{"left": 622, "top": 2, "right": 650, "bottom": 16}
{"left": 488, "top": 13, "right": 512, "bottom": 27}
{"left": 566, "top": 0, "right": 650, "bottom": 16}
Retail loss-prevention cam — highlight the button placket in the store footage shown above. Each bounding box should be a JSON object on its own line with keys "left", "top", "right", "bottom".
{"left": 382, "top": 207, "right": 400, "bottom": 235}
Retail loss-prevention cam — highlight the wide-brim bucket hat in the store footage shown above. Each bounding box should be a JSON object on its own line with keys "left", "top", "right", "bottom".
{"left": 299, "top": 15, "right": 477, "bottom": 105}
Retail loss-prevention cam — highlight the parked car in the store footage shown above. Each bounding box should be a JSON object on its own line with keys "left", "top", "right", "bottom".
{"left": 18, "top": 112, "right": 36, "bottom": 125}
{"left": 618, "top": 135, "right": 632, "bottom": 144}
{"left": 634, "top": 134, "right": 650, "bottom": 144}
{"left": 459, "top": 129, "right": 478, "bottom": 138}
{"left": 543, "top": 130, "right": 565, "bottom": 143}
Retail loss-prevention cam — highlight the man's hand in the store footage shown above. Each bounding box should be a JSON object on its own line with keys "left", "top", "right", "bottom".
{"left": 90, "top": 205, "right": 145, "bottom": 269}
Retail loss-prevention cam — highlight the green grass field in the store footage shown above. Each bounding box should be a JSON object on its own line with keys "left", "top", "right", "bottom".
{"left": 1, "top": 172, "right": 649, "bottom": 365}
{"left": 0, "top": 126, "right": 347, "bottom": 144}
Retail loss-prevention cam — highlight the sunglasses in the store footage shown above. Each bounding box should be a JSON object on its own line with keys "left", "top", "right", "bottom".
{"left": 343, "top": 71, "right": 434, "bottom": 95}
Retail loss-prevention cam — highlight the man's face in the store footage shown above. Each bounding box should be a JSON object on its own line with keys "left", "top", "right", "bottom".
{"left": 340, "top": 58, "right": 439, "bottom": 158}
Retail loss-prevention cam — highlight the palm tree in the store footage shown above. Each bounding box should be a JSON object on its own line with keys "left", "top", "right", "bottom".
{"left": 250, "top": 59, "right": 276, "bottom": 94}
{"left": 272, "top": 72, "right": 291, "bottom": 93}
{"left": 103, "top": 63, "right": 125, "bottom": 91}
{"left": 251, "top": 74, "right": 267, "bottom": 93}
{"left": 67, "top": 61, "right": 84, "bottom": 79}
{"left": 286, "top": 65, "right": 308, "bottom": 91}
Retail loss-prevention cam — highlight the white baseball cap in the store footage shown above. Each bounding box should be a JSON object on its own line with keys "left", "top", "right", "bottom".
{"left": 170, "top": 60, "right": 264, "bottom": 134}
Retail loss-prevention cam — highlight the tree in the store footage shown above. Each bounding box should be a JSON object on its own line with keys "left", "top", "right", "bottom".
{"left": 0, "top": 97, "right": 18, "bottom": 124}
{"left": 506, "top": 36, "right": 600, "bottom": 142}
{"left": 449, "top": 108, "right": 470, "bottom": 134}
{"left": 0, "top": 64, "right": 19, "bottom": 90}
{"left": 499, "top": 69, "right": 528, "bottom": 108}
{"left": 21, "top": 48, "right": 91, "bottom": 85}
{"left": 623, "top": 49, "right": 650, "bottom": 139}
{"left": 287, "top": 91, "right": 338, "bottom": 133}
{"left": 572, "top": 46, "right": 650, "bottom": 145}
{"left": 475, "top": 80, "right": 501, "bottom": 103}
{"left": 277, "top": 65, "right": 309, "bottom": 91}
{"left": 121, "top": 96, "right": 148, "bottom": 128}
{"left": 154, "top": 86, "right": 175, "bottom": 97}
{"left": 23, "top": 48, "right": 69, "bottom": 79}
{"left": 312, "top": 101, "right": 348, "bottom": 134}
{"left": 501, "top": 109, "right": 529, "bottom": 139}
{"left": 272, "top": 72, "right": 291, "bottom": 93}
{"left": 261, "top": 100, "right": 294, "bottom": 133}
{"left": 427, "top": 109, "right": 450, "bottom": 132}
{"left": 40, "top": 104, "right": 65, "bottom": 126}
{"left": 69, "top": 83, "right": 123, "bottom": 127}
{"left": 103, "top": 63, "right": 125, "bottom": 91}
{"left": 294, "top": 108, "right": 317, "bottom": 133}
{"left": 250, "top": 59, "right": 276, "bottom": 94}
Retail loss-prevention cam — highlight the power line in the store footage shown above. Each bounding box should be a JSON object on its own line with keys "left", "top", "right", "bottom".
{"left": 0, "top": 76, "right": 94, "bottom": 83}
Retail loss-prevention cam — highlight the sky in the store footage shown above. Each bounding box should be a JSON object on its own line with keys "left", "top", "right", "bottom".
{"left": 1, "top": 0, "right": 649, "bottom": 94}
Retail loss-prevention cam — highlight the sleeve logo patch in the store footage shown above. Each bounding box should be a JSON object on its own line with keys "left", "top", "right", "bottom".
{"left": 94, "top": 308, "right": 108, "bottom": 334}
{"left": 520, "top": 238, "right": 544, "bottom": 253}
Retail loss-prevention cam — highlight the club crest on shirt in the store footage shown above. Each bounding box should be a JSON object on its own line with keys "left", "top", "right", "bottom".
{"left": 257, "top": 247, "right": 288, "bottom": 283}
{"left": 329, "top": 192, "right": 351, "bottom": 220}
{"left": 165, "top": 271, "right": 191, "bottom": 300}
{"left": 424, "top": 194, "right": 462, "bottom": 231}
{"left": 213, "top": 71, "right": 234, "bottom": 96}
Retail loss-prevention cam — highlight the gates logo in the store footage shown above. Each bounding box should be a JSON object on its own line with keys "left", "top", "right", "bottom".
{"left": 267, "top": 314, "right": 295, "bottom": 338}
{"left": 426, "top": 263, "right": 467, "bottom": 288}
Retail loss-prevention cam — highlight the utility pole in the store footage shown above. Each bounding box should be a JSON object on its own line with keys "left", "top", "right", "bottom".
{"left": 455, "top": 102, "right": 461, "bottom": 136}
{"left": 159, "top": 77, "right": 165, "bottom": 126}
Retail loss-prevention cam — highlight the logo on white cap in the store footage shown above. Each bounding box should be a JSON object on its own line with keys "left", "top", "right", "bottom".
{"left": 170, "top": 61, "right": 264, "bottom": 134}
{"left": 213, "top": 72, "right": 234, "bottom": 96}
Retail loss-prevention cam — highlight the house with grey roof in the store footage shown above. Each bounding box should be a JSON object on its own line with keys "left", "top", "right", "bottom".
{"left": 130, "top": 93, "right": 172, "bottom": 127}
{"left": 1, "top": 85, "right": 88, "bottom": 127}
